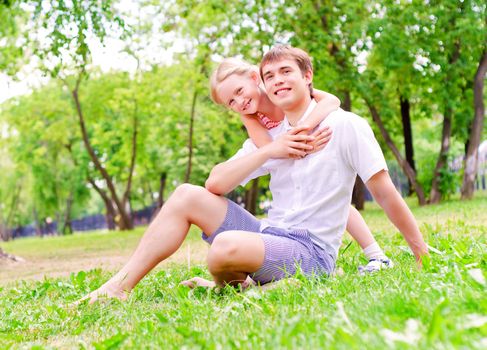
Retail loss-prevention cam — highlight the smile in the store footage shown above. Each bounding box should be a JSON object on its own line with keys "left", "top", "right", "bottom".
{"left": 274, "top": 88, "right": 291, "bottom": 96}
{"left": 242, "top": 99, "right": 251, "bottom": 111}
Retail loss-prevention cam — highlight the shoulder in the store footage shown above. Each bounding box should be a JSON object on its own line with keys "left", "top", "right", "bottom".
{"left": 321, "top": 109, "right": 370, "bottom": 131}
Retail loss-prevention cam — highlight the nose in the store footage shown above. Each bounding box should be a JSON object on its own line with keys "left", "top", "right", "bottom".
{"left": 274, "top": 74, "right": 284, "bottom": 86}
{"left": 236, "top": 96, "right": 246, "bottom": 109}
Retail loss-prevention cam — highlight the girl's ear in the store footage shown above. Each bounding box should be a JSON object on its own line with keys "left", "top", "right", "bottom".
{"left": 250, "top": 70, "right": 261, "bottom": 85}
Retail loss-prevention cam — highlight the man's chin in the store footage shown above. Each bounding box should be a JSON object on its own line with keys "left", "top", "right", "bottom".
{"left": 268, "top": 96, "right": 292, "bottom": 109}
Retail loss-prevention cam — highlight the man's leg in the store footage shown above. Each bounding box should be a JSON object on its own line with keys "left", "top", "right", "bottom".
{"left": 79, "top": 184, "right": 229, "bottom": 303}
{"left": 206, "top": 231, "right": 265, "bottom": 286}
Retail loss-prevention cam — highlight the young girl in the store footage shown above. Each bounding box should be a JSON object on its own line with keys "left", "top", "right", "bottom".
{"left": 210, "top": 58, "right": 393, "bottom": 273}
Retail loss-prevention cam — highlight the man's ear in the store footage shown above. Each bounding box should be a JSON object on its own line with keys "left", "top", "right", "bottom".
{"left": 304, "top": 69, "right": 313, "bottom": 84}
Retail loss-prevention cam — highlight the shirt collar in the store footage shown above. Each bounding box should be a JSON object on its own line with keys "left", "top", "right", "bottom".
{"left": 282, "top": 99, "right": 318, "bottom": 131}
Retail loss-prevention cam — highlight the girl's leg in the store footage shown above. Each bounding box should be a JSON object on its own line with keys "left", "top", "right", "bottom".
{"left": 346, "top": 205, "right": 375, "bottom": 249}
{"left": 346, "top": 205, "right": 392, "bottom": 270}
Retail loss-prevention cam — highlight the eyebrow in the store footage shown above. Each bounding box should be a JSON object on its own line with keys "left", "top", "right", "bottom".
{"left": 263, "top": 65, "right": 293, "bottom": 78}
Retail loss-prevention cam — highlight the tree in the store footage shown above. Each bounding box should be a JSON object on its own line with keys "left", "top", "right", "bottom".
{"left": 461, "top": 49, "right": 487, "bottom": 198}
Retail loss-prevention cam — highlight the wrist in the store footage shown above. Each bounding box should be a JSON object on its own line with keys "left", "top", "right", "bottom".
{"left": 259, "top": 142, "right": 276, "bottom": 159}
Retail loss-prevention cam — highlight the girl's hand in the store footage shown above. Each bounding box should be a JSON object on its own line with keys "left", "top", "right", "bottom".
{"left": 266, "top": 126, "right": 315, "bottom": 159}
{"left": 307, "top": 126, "right": 332, "bottom": 154}
{"left": 289, "top": 125, "right": 332, "bottom": 158}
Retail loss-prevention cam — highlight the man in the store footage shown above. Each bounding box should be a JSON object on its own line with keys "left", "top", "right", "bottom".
{"left": 201, "top": 44, "right": 428, "bottom": 286}
{"left": 79, "top": 45, "right": 427, "bottom": 303}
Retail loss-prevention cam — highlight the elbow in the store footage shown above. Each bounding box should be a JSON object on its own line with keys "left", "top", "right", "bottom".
{"left": 332, "top": 95, "right": 341, "bottom": 108}
{"left": 205, "top": 177, "right": 222, "bottom": 195}
{"left": 205, "top": 169, "right": 226, "bottom": 195}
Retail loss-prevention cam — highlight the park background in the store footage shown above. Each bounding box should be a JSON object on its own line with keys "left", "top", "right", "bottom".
{"left": 0, "top": 1, "right": 486, "bottom": 349}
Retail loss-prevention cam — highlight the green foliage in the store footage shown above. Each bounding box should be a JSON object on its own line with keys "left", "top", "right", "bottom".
{"left": 1, "top": 0, "right": 486, "bottom": 229}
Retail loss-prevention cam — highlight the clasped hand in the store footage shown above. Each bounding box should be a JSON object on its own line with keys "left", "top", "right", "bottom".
{"left": 267, "top": 125, "right": 332, "bottom": 159}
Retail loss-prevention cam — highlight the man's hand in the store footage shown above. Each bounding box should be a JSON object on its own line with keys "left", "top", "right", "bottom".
{"left": 265, "top": 125, "right": 315, "bottom": 159}
{"left": 366, "top": 171, "right": 428, "bottom": 264}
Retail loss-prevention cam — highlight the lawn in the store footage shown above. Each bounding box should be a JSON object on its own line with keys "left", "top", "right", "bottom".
{"left": 0, "top": 193, "right": 486, "bottom": 349}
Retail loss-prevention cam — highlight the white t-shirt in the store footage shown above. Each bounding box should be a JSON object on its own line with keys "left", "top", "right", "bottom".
{"left": 229, "top": 100, "right": 388, "bottom": 259}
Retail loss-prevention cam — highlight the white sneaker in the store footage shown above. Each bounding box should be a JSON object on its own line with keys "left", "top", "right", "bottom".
{"left": 358, "top": 258, "right": 394, "bottom": 275}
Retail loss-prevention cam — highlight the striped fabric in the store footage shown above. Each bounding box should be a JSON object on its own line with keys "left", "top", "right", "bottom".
{"left": 256, "top": 112, "right": 282, "bottom": 130}
{"left": 202, "top": 199, "right": 334, "bottom": 285}
{"left": 251, "top": 227, "right": 334, "bottom": 284}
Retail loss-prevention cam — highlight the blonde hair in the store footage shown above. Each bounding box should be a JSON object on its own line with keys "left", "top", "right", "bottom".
{"left": 210, "top": 57, "right": 259, "bottom": 105}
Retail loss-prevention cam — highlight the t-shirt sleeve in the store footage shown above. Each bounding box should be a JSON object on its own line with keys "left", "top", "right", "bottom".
{"left": 227, "top": 139, "right": 270, "bottom": 186}
{"left": 340, "top": 115, "right": 388, "bottom": 183}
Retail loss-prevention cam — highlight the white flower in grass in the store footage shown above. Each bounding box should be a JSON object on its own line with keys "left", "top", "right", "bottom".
{"left": 467, "top": 268, "right": 486, "bottom": 286}
{"left": 381, "top": 319, "right": 422, "bottom": 346}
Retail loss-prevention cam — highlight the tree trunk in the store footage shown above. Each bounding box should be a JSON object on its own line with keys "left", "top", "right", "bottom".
{"left": 157, "top": 172, "right": 167, "bottom": 209}
{"left": 244, "top": 178, "right": 259, "bottom": 215}
{"left": 430, "top": 107, "right": 453, "bottom": 204}
{"left": 400, "top": 95, "right": 416, "bottom": 195}
{"left": 461, "top": 49, "right": 487, "bottom": 199}
{"left": 1, "top": 183, "right": 21, "bottom": 241}
{"left": 185, "top": 89, "right": 198, "bottom": 183}
{"left": 430, "top": 39, "right": 461, "bottom": 204}
{"left": 339, "top": 90, "right": 365, "bottom": 209}
{"left": 88, "top": 177, "right": 117, "bottom": 230}
{"left": 71, "top": 77, "right": 133, "bottom": 230}
{"left": 62, "top": 192, "right": 74, "bottom": 235}
{"left": 352, "top": 176, "right": 366, "bottom": 210}
{"left": 366, "top": 101, "right": 427, "bottom": 205}
{"left": 33, "top": 207, "right": 42, "bottom": 237}
{"left": 342, "top": 90, "right": 351, "bottom": 112}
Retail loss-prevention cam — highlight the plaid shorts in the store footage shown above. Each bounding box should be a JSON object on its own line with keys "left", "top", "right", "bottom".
{"left": 202, "top": 199, "right": 335, "bottom": 284}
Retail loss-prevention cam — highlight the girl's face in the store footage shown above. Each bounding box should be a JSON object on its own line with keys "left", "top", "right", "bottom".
{"left": 216, "top": 72, "right": 263, "bottom": 115}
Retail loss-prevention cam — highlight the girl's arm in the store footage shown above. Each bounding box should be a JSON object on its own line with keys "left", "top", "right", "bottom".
{"left": 240, "top": 114, "right": 272, "bottom": 147}
{"left": 300, "top": 89, "right": 341, "bottom": 131}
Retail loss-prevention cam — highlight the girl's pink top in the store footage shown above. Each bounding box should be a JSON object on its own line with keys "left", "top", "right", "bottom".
{"left": 257, "top": 112, "right": 282, "bottom": 130}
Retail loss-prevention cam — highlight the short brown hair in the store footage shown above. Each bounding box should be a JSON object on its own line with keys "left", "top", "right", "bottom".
{"left": 260, "top": 44, "right": 314, "bottom": 96}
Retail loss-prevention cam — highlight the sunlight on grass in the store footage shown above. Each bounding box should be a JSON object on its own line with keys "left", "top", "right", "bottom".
{"left": 1, "top": 194, "right": 486, "bottom": 349}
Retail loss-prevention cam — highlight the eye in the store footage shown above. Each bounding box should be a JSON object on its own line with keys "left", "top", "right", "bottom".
{"left": 237, "top": 88, "right": 242, "bottom": 95}
{"left": 283, "top": 69, "right": 291, "bottom": 74}
{"left": 229, "top": 99, "right": 235, "bottom": 107}
{"left": 264, "top": 74, "right": 273, "bottom": 81}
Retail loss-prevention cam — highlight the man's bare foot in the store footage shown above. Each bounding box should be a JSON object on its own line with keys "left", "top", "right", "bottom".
{"left": 180, "top": 276, "right": 216, "bottom": 289}
{"left": 74, "top": 282, "right": 129, "bottom": 305}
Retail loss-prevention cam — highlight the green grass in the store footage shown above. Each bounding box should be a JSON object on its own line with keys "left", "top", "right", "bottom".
{"left": 1, "top": 193, "right": 486, "bottom": 349}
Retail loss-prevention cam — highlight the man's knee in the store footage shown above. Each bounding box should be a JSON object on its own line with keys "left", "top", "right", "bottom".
{"left": 170, "top": 183, "right": 210, "bottom": 209}
{"left": 207, "top": 232, "right": 239, "bottom": 274}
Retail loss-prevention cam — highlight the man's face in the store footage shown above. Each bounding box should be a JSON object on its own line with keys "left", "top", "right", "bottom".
{"left": 216, "top": 73, "right": 261, "bottom": 115}
{"left": 261, "top": 59, "right": 312, "bottom": 111}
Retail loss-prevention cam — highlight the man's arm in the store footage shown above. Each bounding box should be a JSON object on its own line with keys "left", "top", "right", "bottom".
{"left": 206, "top": 126, "right": 314, "bottom": 195}
{"left": 366, "top": 170, "right": 428, "bottom": 262}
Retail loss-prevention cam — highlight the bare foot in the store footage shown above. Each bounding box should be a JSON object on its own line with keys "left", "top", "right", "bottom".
{"left": 241, "top": 275, "right": 257, "bottom": 289}
{"left": 180, "top": 277, "right": 216, "bottom": 289}
{"left": 257, "top": 277, "right": 301, "bottom": 291}
{"left": 74, "top": 282, "right": 129, "bottom": 306}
